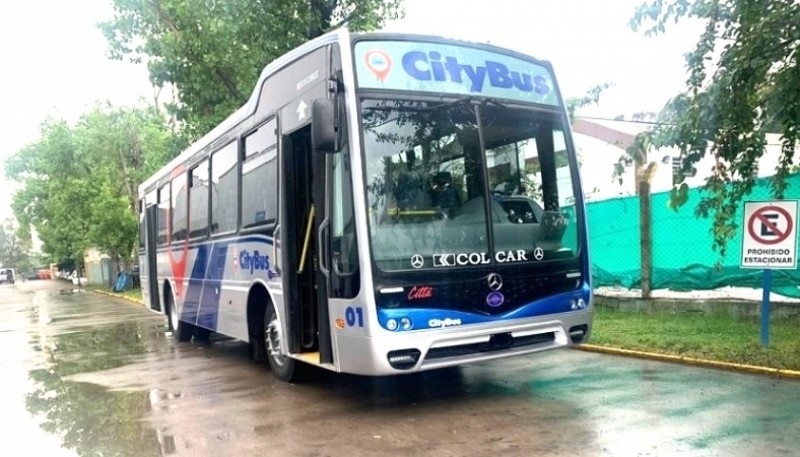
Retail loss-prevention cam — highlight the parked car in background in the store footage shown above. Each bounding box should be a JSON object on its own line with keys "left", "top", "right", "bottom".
{"left": 0, "top": 268, "right": 16, "bottom": 284}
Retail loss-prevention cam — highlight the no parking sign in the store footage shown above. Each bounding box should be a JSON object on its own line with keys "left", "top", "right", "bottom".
{"left": 740, "top": 200, "right": 798, "bottom": 269}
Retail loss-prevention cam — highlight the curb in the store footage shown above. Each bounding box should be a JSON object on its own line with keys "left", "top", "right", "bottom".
{"left": 93, "top": 289, "right": 146, "bottom": 306}
{"left": 91, "top": 289, "right": 800, "bottom": 380}
{"left": 577, "top": 344, "right": 800, "bottom": 380}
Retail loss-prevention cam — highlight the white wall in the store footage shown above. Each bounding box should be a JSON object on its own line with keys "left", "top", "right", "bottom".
{"left": 572, "top": 130, "right": 789, "bottom": 201}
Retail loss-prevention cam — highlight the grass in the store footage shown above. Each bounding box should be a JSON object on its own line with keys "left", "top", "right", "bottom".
{"left": 86, "top": 284, "right": 143, "bottom": 303}
{"left": 590, "top": 306, "right": 800, "bottom": 370}
{"left": 116, "top": 288, "right": 144, "bottom": 302}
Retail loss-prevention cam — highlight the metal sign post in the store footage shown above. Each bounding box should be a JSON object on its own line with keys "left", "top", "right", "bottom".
{"left": 740, "top": 200, "right": 799, "bottom": 347}
{"left": 760, "top": 269, "right": 771, "bottom": 347}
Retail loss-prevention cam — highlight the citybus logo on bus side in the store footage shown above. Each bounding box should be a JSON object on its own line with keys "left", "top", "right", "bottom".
{"left": 239, "top": 250, "right": 270, "bottom": 274}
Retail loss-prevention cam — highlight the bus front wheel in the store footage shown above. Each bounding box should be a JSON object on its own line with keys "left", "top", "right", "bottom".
{"left": 264, "top": 302, "right": 297, "bottom": 382}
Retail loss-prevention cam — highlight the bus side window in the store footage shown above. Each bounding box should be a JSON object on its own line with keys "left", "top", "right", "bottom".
{"left": 171, "top": 173, "right": 188, "bottom": 242}
{"left": 242, "top": 119, "right": 278, "bottom": 229}
{"left": 138, "top": 199, "right": 146, "bottom": 250}
{"left": 157, "top": 185, "right": 170, "bottom": 245}
{"left": 210, "top": 141, "right": 238, "bottom": 234}
{"left": 332, "top": 151, "right": 356, "bottom": 274}
{"left": 189, "top": 160, "right": 209, "bottom": 239}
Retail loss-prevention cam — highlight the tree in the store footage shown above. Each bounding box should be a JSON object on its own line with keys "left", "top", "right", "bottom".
{"left": 74, "top": 105, "right": 178, "bottom": 278}
{"left": 100, "top": 0, "right": 404, "bottom": 138}
{"left": 7, "top": 120, "right": 94, "bottom": 271}
{"left": 613, "top": 134, "right": 660, "bottom": 298}
{"left": 630, "top": 0, "right": 800, "bottom": 257}
{"left": 75, "top": 105, "right": 179, "bottom": 218}
{"left": 0, "top": 218, "right": 31, "bottom": 271}
{"left": 5, "top": 106, "right": 177, "bottom": 278}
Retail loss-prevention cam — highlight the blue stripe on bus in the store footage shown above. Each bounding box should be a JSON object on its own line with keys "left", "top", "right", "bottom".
{"left": 182, "top": 243, "right": 210, "bottom": 325}
{"left": 197, "top": 243, "right": 228, "bottom": 329}
{"left": 377, "top": 282, "right": 592, "bottom": 330}
{"left": 172, "top": 236, "right": 272, "bottom": 331}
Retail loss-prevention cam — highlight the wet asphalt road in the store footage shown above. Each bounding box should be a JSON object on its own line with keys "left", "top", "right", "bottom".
{"left": 1, "top": 281, "right": 800, "bottom": 457}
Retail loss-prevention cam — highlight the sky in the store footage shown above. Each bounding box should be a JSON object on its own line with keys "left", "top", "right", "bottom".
{"left": 0, "top": 0, "right": 702, "bottom": 221}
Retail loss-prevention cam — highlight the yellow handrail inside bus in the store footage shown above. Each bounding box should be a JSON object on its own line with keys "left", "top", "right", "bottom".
{"left": 387, "top": 207, "right": 438, "bottom": 217}
{"left": 298, "top": 205, "right": 315, "bottom": 273}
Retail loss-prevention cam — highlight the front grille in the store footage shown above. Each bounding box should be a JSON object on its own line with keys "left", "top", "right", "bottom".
{"left": 425, "top": 331, "right": 555, "bottom": 360}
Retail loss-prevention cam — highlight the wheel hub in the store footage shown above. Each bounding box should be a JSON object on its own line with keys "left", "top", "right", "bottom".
{"left": 266, "top": 319, "right": 286, "bottom": 367}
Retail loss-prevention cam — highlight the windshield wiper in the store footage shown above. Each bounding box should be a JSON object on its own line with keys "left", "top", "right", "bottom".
{"left": 427, "top": 95, "right": 474, "bottom": 111}
{"left": 481, "top": 97, "right": 511, "bottom": 110}
{"left": 363, "top": 97, "right": 475, "bottom": 113}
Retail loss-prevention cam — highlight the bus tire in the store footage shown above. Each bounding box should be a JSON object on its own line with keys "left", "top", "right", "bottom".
{"left": 264, "top": 301, "right": 298, "bottom": 382}
{"left": 166, "top": 289, "right": 193, "bottom": 342}
{"left": 251, "top": 327, "right": 267, "bottom": 364}
{"left": 194, "top": 326, "right": 211, "bottom": 345}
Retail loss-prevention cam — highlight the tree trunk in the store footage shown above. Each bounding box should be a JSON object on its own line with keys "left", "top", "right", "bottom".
{"left": 639, "top": 180, "right": 653, "bottom": 299}
{"left": 109, "top": 251, "right": 121, "bottom": 289}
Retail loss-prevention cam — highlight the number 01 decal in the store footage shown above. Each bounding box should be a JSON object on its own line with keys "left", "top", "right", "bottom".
{"left": 345, "top": 306, "right": 364, "bottom": 327}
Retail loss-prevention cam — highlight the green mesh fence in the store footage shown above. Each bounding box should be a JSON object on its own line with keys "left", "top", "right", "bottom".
{"left": 588, "top": 174, "right": 800, "bottom": 298}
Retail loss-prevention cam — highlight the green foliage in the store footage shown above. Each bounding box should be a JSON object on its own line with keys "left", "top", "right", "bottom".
{"left": 7, "top": 1, "right": 403, "bottom": 269}
{"left": 0, "top": 218, "right": 31, "bottom": 271}
{"left": 668, "top": 182, "right": 690, "bottom": 210}
{"left": 5, "top": 106, "right": 177, "bottom": 268}
{"left": 6, "top": 120, "right": 93, "bottom": 265}
{"left": 566, "top": 82, "right": 612, "bottom": 122}
{"left": 100, "top": 0, "right": 404, "bottom": 138}
{"left": 630, "top": 0, "right": 800, "bottom": 258}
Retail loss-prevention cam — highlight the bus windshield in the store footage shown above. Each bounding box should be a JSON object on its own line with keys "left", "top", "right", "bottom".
{"left": 361, "top": 98, "right": 580, "bottom": 272}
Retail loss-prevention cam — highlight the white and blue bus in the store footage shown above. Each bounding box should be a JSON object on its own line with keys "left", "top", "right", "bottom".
{"left": 138, "top": 29, "right": 593, "bottom": 381}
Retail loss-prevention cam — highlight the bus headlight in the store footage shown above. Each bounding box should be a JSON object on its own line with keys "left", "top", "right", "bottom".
{"left": 400, "top": 317, "right": 413, "bottom": 330}
{"left": 386, "top": 319, "right": 399, "bottom": 331}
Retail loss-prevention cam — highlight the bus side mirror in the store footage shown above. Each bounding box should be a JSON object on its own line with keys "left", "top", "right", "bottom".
{"left": 312, "top": 98, "right": 338, "bottom": 153}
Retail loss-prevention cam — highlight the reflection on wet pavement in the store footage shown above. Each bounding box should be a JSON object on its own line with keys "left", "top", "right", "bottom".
{"left": 4, "top": 283, "right": 168, "bottom": 456}
{"left": 2, "top": 281, "right": 800, "bottom": 456}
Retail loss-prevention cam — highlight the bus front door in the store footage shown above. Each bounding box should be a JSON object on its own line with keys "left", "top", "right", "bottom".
{"left": 282, "top": 124, "right": 332, "bottom": 363}
{"left": 144, "top": 204, "right": 161, "bottom": 312}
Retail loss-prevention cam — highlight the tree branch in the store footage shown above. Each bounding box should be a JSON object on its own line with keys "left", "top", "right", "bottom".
{"left": 214, "top": 67, "right": 244, "bottom": 102}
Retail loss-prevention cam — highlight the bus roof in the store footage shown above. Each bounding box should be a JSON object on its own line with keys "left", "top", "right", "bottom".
{"left": 138, "top": 29, "right": 557, "bottom": 195}
{"left": 138, "top": 28, "right": 345, "bottom": 194}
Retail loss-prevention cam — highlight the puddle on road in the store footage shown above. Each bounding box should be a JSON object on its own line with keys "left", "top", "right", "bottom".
{"left": 20, "top": 288, "right": 171, "bottom": 456}
{"left": 26, "top": 370, "right": 163, "bottom": 456}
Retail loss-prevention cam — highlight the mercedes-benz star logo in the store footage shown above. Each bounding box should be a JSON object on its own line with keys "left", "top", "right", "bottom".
{"left": 410, "top": 254, "right": 424, "bottom": 269}
{"left": 487, "top": 273, "right": 503, "bottom": 291}
{"left": 533, "top": 247, "right": 545, "bottom": 261}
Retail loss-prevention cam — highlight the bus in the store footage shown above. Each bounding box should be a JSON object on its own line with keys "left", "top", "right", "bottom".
{"left": 138, "top": 28, "right": 593, "bottom": 382}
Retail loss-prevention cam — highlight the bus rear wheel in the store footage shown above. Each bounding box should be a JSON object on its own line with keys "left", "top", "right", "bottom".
{"left": 167, "top": 291, "right": 193, "bottom": 342}
{"left": 264, "top": 302, "right": 298, "bottom": 382}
